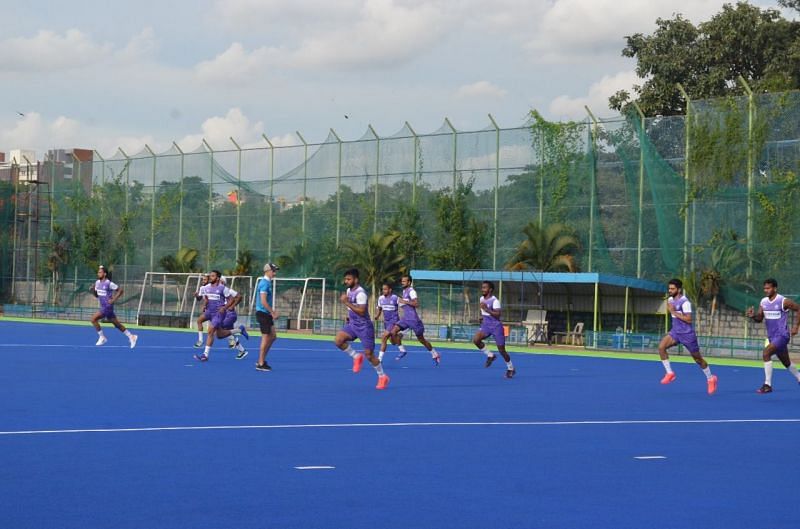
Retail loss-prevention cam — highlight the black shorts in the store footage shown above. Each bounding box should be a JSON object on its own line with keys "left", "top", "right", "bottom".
{"left": 256, "top": 311, "right": 274, "bottom": 334}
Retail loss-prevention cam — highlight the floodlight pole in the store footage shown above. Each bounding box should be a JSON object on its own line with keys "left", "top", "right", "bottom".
{"left": 230, "top": 136, "right": 242, "bottom": 258}
{"left": 262, "top": 133, "right": 275, "bottom": 259}
{"left": 330, "top": 128, "right": 343, "bottom": 247}
{"left": 738, "top": 75, "right": 755, "bottom": 279}
{"left": 584, "top": 105, "right": 598, "bottom": 273}
{"left": 489, "top": 113, "right": 500, "bottom": 270}
{"left": 676, "top": 83, "right": 692, "bottom": 277}
{"left": 10, "top": 156, "right": 18, "bottom": 299}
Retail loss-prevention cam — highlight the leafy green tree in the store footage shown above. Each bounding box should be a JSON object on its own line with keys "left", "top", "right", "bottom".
{"left": 507, "top": 222, "right": 580, "bottom": 272}
{"left": 429, "top": 176, "right": 488, "bottom": 270}
{"left": 388, "top": 203, "right": 426, "bottom": 269}
{"left": 610, "top": 2, "right": 800, "bottom": 115}
{"left": 336, "top": 231, "right": 406, "bottom": 301}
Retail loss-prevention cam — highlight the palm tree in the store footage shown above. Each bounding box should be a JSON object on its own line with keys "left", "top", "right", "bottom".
{"left": 699, "top": 230, "right": 749, "bottom": 335}
{"left": 506, "top": 221, "right": 580, "bottom": 272}
{"left": 337, "top": 231, "right": 406, "bottom": 301}
{"left": 277, "top": 243, "right": 311, "bottom": 277}
{"left": 226, "top": 249, "right": 256, "bottom": 277}
{"left": 159, "top": 247, "right": 201, "bottom": 273}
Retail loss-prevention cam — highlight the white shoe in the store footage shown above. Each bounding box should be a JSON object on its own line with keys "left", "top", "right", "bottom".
{"left": 129, "top": 335, "right": 138, "bottom": 349}
{"left": 96, "top": 336, "right": 108, "bottom": 346}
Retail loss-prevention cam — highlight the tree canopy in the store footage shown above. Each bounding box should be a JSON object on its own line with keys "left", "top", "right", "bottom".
{"left": 610, "top": 1, "right": 800, "bottom": 115}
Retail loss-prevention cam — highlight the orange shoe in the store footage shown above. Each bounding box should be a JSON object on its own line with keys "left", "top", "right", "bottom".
{"left": 707, "top": 375, "right": 718, "bottom": 395}
{"left": 376, "top": 374, "right": 390, "bottom": 390}
{"left": 660, "top": 372, "right": 676, "bottom": 385}
{"left": 352, "top": 353, "right": 364, "bottom": 373}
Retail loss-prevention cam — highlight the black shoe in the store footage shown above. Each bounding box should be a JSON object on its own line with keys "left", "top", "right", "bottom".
{"left": 236, "top": 349, "right": 248, "bottom": 360}
{"left": 756, "top": 383, "right": 772, "bottom": 394}
{"left": 485, "top": 354, "right": 497, "bottom": 368}
{"left": 505, "top": 368, "right": 516, "bottom": 379}
{"left": 255, "top": 363, "right": 272, "bottom": 372}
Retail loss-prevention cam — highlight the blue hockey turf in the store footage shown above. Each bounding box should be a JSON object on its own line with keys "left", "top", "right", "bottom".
{"left": 0, "top": 320, "right": 797, "bottom": 529}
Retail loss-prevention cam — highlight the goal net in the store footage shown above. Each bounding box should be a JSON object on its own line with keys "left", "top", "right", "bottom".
{"left": 135, "top": 272, "right": 254, "bottom": 328}
{"left": 248, "top": 277, "right": 327, "bottom": 331}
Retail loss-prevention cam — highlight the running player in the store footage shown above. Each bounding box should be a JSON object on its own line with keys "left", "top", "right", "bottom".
{"left": 657, "top": 278, "right": 717, "bottom": 394}
{"left": 193, "top": 272, "right": 210, "bottom": 348}
{"left": 334, "top": 268, "right": 389, "bottom": 389}
{"left": 375, "top": 282, "right": 406, "bottom": 362}
{"left": 472, "top": 281, "right": 515, "bottom": 378}
{"left": 390, "top": 274, "right": 441, "bottom": 366}
{"left": 746, "top": 278, "right": 800, "bottom": 393}
{"left": 219, "top": 280, "right": 249, "bottom": 360}
{"left": 254, "top": 262, "right": 279, "bottom": 371}
{"left": 90, "top": 265, "right": 137, "bottom": 348}
{"left": 193, "top": 270, "right": 247, "bottom": 362}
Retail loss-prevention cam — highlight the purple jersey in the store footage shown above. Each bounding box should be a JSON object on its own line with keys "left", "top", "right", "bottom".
{"left": 347, "top": 286, "right": 371, "bottom": 329}
{"left": 480, "top": 295, "right": 502, "bottom": 324}
{"left": 668, "top": 295, "right": 694, "bottom": 334}
{"left": 378, "top": 294, "right": 399, "bottom": 325}
{"left": 761, "top": 294, "right": 790, "bottom": 341}
{"left": 204, "top": 283, "right": 237, "bottom": 314}
{"left": 400, "top": 286, "right": 420, "bottom": 321}
{"left": 94, "top": 278, "right": 119, "bottom": 309}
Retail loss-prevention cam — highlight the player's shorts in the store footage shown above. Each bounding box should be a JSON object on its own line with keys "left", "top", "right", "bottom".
{"left": 669, "top": 330, "right": 700, "bottom": 354}
{"left": 207, "top": 310, "right": 226, "bottom": 329}
{"left": 221, "top": 310, "right": 237, "bottom": 330}
{"left": 397, "top": 318, "right": 425, "bottom": 337}
{"left": 99, "top": 305, "right": 116, "bottom": 321}
{"left": 768, "top": 334, "right": 790, "bottom": 355}
{"left": 480, "top": 321, "right": 505, "bottom": 347}
{"left": 341, "top": 322, "right": 375, "bottom": 351}
{"left": 383, "top": 314, "right": 399, "bottom": 332}
{"left": 256, "top": 311, "right": 274, "bottom": 334}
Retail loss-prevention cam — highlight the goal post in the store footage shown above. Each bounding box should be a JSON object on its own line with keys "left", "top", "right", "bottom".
{"left": 249, "top": 277, "right": 327, "bottom": 330}
{"left": 136, "top": 272, "right": 254, "bottom": 328}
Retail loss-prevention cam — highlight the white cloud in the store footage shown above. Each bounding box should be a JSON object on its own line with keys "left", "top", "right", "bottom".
{"left": 0, "top": 112, "right": 156, "bottom": 158}
{"left": 455, "top": 81, "right": 508, "bottom": 99}
{"left": 0, "top": 29, "right": 112, "bottom": 72}
{"left": 194, "top": 43, "right": 281, "bottom": 82}
{"left": 204, "top": 0, "right": 448, "bottom": 73}
{"left": 548, "top": 70, "right": 640, "bottom": 119}
{"left": 178, "top": 108, "right": 268, "bottom": 150}
{"left": 0, "top": 27, "right": 162, "bottom": 73}
{"left": 523, "top": 0, "right": 731, "bottom": 63}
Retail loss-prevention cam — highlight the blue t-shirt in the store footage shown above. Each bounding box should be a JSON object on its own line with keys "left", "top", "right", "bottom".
{"left": 255, "top": 276, "right": 273, "bottom": 313}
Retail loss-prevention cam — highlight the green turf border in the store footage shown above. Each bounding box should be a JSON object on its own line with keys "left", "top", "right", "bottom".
{"left": 0, "top": 315, "right": 769, "bottom": 369}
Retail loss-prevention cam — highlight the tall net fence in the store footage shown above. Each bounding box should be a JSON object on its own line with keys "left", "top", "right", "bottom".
{"left": 3, "top": 91, "right": 800, "bottom": 322}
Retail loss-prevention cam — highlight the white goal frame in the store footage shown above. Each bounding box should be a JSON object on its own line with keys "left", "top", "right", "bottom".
{"left": 249, "top": 276, "right": 327, "bottom": 327}
{"left": 136, "top": 272, "right": 254, "bottom": 328}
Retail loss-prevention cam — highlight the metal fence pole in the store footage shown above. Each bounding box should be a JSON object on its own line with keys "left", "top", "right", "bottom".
{"left": 330, "top": 129, "right": 343, "bottom": 247}
{"left": 406, "top": 121, "right": 418, "bottom": 205}
{"left": 368, "top": 124, "right": 380, "bottom": 234}
{"left": 738, "top": 75, "right": 755, "bottom": 278}
{"left": 677, "top": 83, "right": 692, "bottom": 278}
{"left": 444, "top": 118, "right": 457, "bottom": 194}
{"left": 145, "top": 145, "right": 157, "bottom": 272}
{"left": 296, "top": 131, "right": 308, "bottom": 239}
{"left": 488, "top": 113, "right": 500, "bottom": 270}
{"left": 584, "top": 106, "right": 598, "bottom": 272}
{"left": 172, "top": 142, "right": 185, "bottom": 251}
{"left": 262, "top": 134, "right": 274, "bottom": 260}
{"left": 230, "top": 137, "right": 242, "bottom": 258}
{"left": 632, "top": 102, "right": 647, "bottom": 279}
{"left": 202, "top": 139, "right": 214, "bottom": 270}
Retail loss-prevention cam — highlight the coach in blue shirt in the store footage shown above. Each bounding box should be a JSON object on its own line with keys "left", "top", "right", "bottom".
{"left": 255, "top": 263, "right": 279, "bottom": 371}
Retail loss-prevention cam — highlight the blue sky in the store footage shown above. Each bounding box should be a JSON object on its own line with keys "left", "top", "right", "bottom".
{"left": 0, "top": 0, "right": 785, "bottom": 157}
